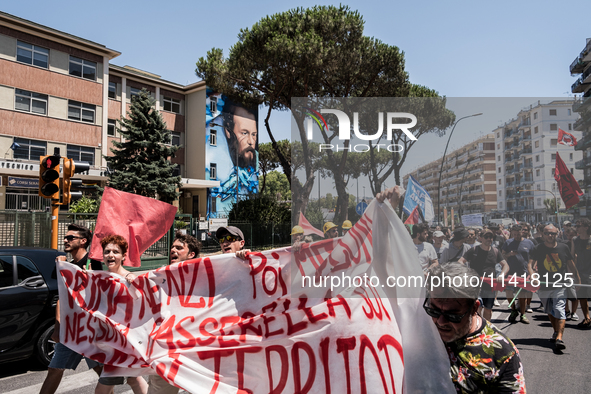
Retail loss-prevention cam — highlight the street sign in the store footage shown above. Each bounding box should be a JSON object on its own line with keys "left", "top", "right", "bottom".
{"left": 208, "top": 218, "right": 228, "bottom": 232}
{"left": 356, "top": 201, "right": 368, "bottom": 216}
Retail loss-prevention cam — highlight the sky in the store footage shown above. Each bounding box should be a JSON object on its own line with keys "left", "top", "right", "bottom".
{"left": 2, "top": 0, "right": 589, "bottom": 197}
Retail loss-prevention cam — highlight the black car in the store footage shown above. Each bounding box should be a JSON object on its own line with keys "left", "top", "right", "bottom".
{"left": 0, "top": 247, "right": 65, "bottom": 366}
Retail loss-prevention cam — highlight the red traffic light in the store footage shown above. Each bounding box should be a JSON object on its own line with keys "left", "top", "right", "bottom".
{"left": 39, "top": 155, "right": 61, "bottom": 198}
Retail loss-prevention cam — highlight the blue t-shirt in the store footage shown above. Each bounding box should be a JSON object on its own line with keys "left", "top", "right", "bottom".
{"left": 502, "top": 238, "right": 535, "bottom": 275}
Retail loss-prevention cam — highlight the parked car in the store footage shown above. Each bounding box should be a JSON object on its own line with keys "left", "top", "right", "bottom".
{"left": 0, "top": 247, "right": 65, "bottom": 366}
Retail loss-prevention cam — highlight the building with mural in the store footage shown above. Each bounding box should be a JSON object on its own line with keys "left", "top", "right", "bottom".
{"left": 0, "top": 11, "right": 257, "bottom": 219}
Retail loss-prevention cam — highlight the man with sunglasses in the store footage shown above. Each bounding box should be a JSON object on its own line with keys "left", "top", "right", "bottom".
{"left": 424, "top": 263, "right": 526, "bottom": 392}
{"left": 459, "top": 230, "right": 509, "bottom": 322}
{"left": 40, "top": 224, "right": 103, "bottom": 394}
{"left": 529, "top": 224, "right": 581, "bottom": 351}
{"left": 216, "top": 226, "right": 250, "bottom": 258}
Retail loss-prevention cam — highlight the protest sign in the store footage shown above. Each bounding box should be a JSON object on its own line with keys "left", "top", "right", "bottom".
{"left": 403, "top": 175, "right": 434, "bottom": 223}
{"left": 58, "top": 199, "right": 454, "bottom": 393}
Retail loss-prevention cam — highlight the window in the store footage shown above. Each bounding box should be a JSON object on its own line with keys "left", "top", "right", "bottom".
{"left": 12, "top": 138, "right": 46, "bottom": 160}
{"left": 570, "top": 153, "right": 574, "bottom": 161}
{"left": 536, "top": 155, "right": 539, "bottom": 162}
{"left": 16, "top": 41, "right": 49, "bottom": 68}
{"left": 210, "top": 163, "right": 217, "bottom": 180}
{"left": 69, "top": 56, "right": 96, "bottom": 80}
{"left": 498, "top": 190, "right": 502, "bottom": 197}
{"left": 130, "top": 87, "right": 141, "bottom": 99}
{"left": 537, "top": 197, "right": 541, "bottom": 205}
{"left": 535, "top": 141, "right": 539, "bottom": 148}
{"left": 535, "top": 169, "right": 540, "bottom": 176}
{"left": 107, "top": 119, "right": 116, "bottom": 136}
{"left": 497, "top": 144, "right": 500, "bottom": 149}
{"left": 534, "top": 112, "right": 538, "bottom": 120}
{"left": 0, "top": 257, "right": 14, "bottom": 288}
{"left": 551, "top": 153, "right": 556, "bottom": 161}
{"left": 15, "top": 89, "right": 47, "bottom": 115}
{"left": 211, "top": 195, "right": 217, "bottom": 212}
{"left": 163, "top": 97, "right": 181, "bottom": 114}
{"left": 498, "top": 167, "right": 501, "bottom": 173}
{"left": 108, "top": 82, "right": 117, "bottom": 99}
{"left": 550, "top": 124, "right": 558, "bottom": 131}
{"left": 537, "top": 184, "right": 541, "bottom": 191}
{"left": 68, "top": 100, "right": 95, "bottom": 123}
{"left": 551, "top": 138, "right": 557, "bottom": 147}
{"left": 210, "top": 130, "right": 217, "bottom": 146}
{"left": 568, "top": 109, "right": 572, "bottom": 116}
{"left": 534, "top": 126, "right": 538, "bottom": 134}
{"left": 210, "top": 97, "right": 218, "bottom": 113}
{"left": 569, "top": 123, "right": 572, "bottom": 130}
{"left": 498, "top": 179, "right": 502, "bottom": 185}
{"left": 571, "top": 168, "right": 574, "bottom": 174}
{"left": 497, "top": 155, "right": 501, "bottom": 161}
{"left": 549, "top": 109, "right": 557, "bottom": 116}
{"left": 499, "top": 202, "right": 503, "bottom": 209}
{"left": 170, "top": 132, "right": 181, "bottom": 146}
{"left": 16, "top": 256, "right": 41, "bottom": 285}
{"left": 67, "top": 144, "right": 94, "bottom": 165}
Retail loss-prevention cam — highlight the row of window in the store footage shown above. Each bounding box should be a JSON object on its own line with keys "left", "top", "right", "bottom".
{"left": 14, "top": 88, "right": 97, "bottom": 123}
{"left": 108, "top": 83, "right": 182, "bottom": 114}
{"left": 16, "top": 40, "right": 97, "bottom": 81}
{"left": 12, "top": 137, "right": 95, "bottom": 164}
{"left": 496, "top": 123, "right": 573, "bottom": 140}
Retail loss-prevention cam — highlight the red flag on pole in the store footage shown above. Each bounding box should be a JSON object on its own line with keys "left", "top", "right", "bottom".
{"left": 298, "top": 211, "right": 324, "bottom": 237}
{"left": 89, "top": 187, "right": 178, "bottom": 267}
{"left": 558, "top": 128, "right": 577, "bottom": 147}
{"left": 404, "top": 205, "right": 420, "bottom": 225}
{"left": 554, "top": 152, "right": 583, "bottom": 209}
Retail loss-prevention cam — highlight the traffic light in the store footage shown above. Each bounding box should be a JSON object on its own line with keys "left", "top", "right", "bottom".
{"left": 62, "top": 158, "right": 90, "bottom": 204}
{"left": 39, "top": 154, "right": 61, "bottom": 199}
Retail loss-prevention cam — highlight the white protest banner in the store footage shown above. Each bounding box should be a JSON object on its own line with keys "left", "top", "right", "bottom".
{"left": 461, "top": 213, "right": 483, "bottom": 227}
{"left": 57, "top": 199, "right": 454, "bottom": 393}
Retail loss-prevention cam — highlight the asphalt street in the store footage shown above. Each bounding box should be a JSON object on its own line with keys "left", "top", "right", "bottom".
{"left": 1, "top": 294, "right": 588, "bottom": 393}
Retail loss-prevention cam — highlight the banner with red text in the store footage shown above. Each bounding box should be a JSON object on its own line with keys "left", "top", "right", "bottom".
{"left": 57, "top": 199, "right": 454, "bottom": 393}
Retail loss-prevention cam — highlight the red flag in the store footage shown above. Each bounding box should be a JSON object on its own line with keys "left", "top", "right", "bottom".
{"left": 558, "top": 128, "right": 577, "bottom": 147}
{"left": 89, "top": 187, "right": 178, "bottom": 267}
{"left": 554, "top": 152, "right": 583, "bottom": 210}
{"left": 298, "top": 211, "right": 324, "bottom": 237}
{"left": 404, "top": 205, "right": 420, "bottom": 225}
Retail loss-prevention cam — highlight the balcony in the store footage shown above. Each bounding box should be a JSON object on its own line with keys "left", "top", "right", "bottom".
{"left": 522, "top": 147, "right": 532, "bottom": 154}
{"left": 572, "top": 75, "right": 591, "bottom": 94}
{"left": 571, "top": 56, "right": 589, "bottom": 75}
{"left": 504, "top": 156, "right": 513, "bottom": 163}
{"left": 573, "top": 96, "right": 591, "bottom": 113}
{"left": 575, "top": 156, "right": 591, "bottom": 169}
{"left": 523, "top": 162, "right": 533, "bottom": 169}
{"left": 518, "top": 119, "right": 531, "bottom": 129}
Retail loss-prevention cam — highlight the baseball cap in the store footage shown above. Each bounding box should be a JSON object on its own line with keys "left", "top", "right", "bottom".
{"left": 216, "top": 226, "right": 244, "bottom": 240}
{"left": 451, "top": 228, "right": 470, "bottom": 242}
{"left": 433, "top": 230, "right": 445, "bottom": 237}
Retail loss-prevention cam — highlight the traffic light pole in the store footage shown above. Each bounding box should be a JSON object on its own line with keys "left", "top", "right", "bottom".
{"left": 51, "top": 201, "right": 60, "bottom": 249}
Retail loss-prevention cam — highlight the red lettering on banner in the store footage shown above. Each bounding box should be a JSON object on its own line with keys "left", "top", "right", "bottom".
{"left": 86, "top": 315, "right": 96, "bottom": 342}
{"left": 198, "top": 350, "right": 235, "bottom": 394}
{"left": 298, "top": 297, "right": 329, "bottom": 324}
{"left": 378, "top": 334, "right": 404, "bottom": 392}
{"left": 155, "top": 353, "right": 183, "bottom": 388}
{"left": 354, "top": 288, "right": 384, "bottom": 320}
{"left": 60, "top": 270, "right": 75, "bottom": 308}
{"left": 165, "top": 258, "right": 215, "bottom": 308}
{"left": 219, "top": 316, "right": 241, "bottom": 348}
{"left": 336, "top": 337, "right": 357, "bottom": 394}
{"left": 261, "top": 302, "right": 284, "bottom": 338}
{"left": 64, "top": 312, "right": 76, "bottom": 343}
{"left": 75, "top": 312, "right": 87, "bottom": 344}
{"left": 319, "top": 337, "right": 331, "bottom": 393}
{"left": 265, "top": 345, "right": 289, "bottom": 394}
{"left": 282, "top": 299, "right": 308, "bottom": 335}
{"left": 291, "top": 342, "right": 316, "bottom": 394}
{"left": 248, "top": 252, "right": 268, "bottom": 299}
{"left": 175, "top": 316, "right": 196, "bottom": 348}
{"left": 86, "top": 275, "right": 115, "bottom": 312}
{"left": 369, "top": 286, "right": 391, "bottom": 321}
{"left": 238, "top": 312, "right": 263, "bottom": 342}
{"left": 131, "top": 276, "right": 162, "bottom": 320}
{"left": 262, "top": 266, "right": 278, "bottom": 295}
{"left": 325, "top": 296, "right": 351, "bottom": 318}
{"left": 197, "top": 317, "right": 218, "bottom": 346}
{"left": 147, "top": 316, "right": 176, "bottom": 357}
{"left": 359, "top": 335, "right": 390, "bottom": 394}
{"left": 106, "top": 283, "right": 134, "bottom": 323}
{"left": 235, "top": 346, "right": 262, "bottom": 393}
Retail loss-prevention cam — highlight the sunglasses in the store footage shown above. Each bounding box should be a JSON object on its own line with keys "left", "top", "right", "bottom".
{"left": 218, "top": 234, "right": 240, "bottom": 243}
{"left": 544, "top": 232, "right": 558, "bottom": 236}
{"left": 64, "top": 235, "right": 82, "bottom": 241}
{"left": 423, "top": 298, "right": 473, "bottom": 323}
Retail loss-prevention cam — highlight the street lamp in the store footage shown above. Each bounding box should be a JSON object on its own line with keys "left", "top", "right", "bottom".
{"left": 437, "top": 113, "right": 483, "bottom": 223}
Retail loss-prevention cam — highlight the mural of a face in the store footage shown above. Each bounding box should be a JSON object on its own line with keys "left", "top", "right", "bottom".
{"left": 225, "top": 106, "right": 257, "bottom": 168}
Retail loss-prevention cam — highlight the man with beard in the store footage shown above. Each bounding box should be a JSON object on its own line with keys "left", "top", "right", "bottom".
{"left": 529, "top": 224, "right": 581, "bottom": 351}
{"left": 40, "top": 224, "right": 103, "bottom": 394}
{"left": 440, "top": 228, "right": 471, "bottom": 265}
{"left": 223, "top": 102, "right": 257, "bottom": 169}
{"left": 432, "top": 230, "right": 449, "bottom": 261}
{"left": 411, "top": 223, "right": 438, "bottom": 272}
{"left": 424, "top": 263, "right": 526, "bottom": 392}
{"left": 149, "top": 232, "right": 201, "bottom": 394}
{"left": 502, "top": 225, "right": 535, "bottom": 324}
{"left": 572, "top": 218, "right": 591, "bottom": 328}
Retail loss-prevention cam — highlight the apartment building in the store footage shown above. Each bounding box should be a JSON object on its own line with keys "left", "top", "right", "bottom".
{"left": 403, "top": 134, "right": 497, "bottom": 222}
{"left": 0, "top": 11, "right": 251, "bottom": 219}
{"left": 494, "top": 100, "right": 582, "bottom": 223}
{"left": 572, "top": 38, "right": 591, "bottom": 215}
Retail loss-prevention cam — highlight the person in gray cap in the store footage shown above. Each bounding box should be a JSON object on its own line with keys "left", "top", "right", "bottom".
{"left": 439, "top": 228, "right": 472, "bottom": 264}
{"left": 432, "top": 230, "right": 449, "bottom": 261}
{"left": 216, "top": 226, "right": 251, "bottom": 258}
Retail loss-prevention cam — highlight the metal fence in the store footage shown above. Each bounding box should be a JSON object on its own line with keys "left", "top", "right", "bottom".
{"left": 0, "top": 211, "right": 292, "bottom": 270}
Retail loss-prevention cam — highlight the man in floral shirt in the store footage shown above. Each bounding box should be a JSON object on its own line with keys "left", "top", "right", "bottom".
{"left": 425, "top": 263, "right": 526, "bottom": 393}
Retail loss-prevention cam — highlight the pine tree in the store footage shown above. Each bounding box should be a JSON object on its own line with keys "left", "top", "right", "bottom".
{"left": 106, "top": 88, "right": 181, "bottom": 203}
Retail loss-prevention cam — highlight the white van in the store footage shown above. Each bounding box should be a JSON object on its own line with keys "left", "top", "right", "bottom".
{"left": 488, "top": 218, "right": 517, "bottom": 227}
